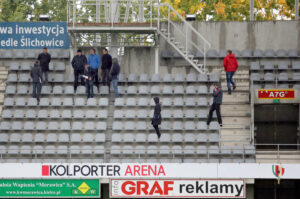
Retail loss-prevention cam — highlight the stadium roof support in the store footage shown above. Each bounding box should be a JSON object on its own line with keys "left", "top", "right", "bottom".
{"left": 296, "top": 0, "right": 299, "bottom": 20}
{"left": 250, "top": 0, "right": 254, "bottom": 21}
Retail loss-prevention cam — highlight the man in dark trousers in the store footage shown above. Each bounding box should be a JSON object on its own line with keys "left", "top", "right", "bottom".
{"left": 71, "top": 49, "right": 87, "bottom": 92}
{"left": 223, "top": 49, "right": 238, "bottom": 94}
{"left": 30, "top": 61, "right": 43, "bottom": 103}
{"left": 110, "top": 58, "right": 120, "bottom": 98}
{"left": 207, "top": 83, "right": 223, "bottom": 127}
{"left": 101, "top": 48, "right": 112, "bottom": 87}
{"left": 37, "top": 47, "right": 51, "bottom": 84}
{"left": 83, "top": 63, "right": 96, "bottom": 99}
{"left": 151, "top": 97, "right": 162, "bottom": 139}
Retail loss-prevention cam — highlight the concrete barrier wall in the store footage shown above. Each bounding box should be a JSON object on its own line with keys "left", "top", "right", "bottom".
{"left": 160, "top": 21, "right": 300, "bottom": 51}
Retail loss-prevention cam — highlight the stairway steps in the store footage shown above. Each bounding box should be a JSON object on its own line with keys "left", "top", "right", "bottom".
{"left": 223, "top": 117, "right": 251, "bottom": 125}
{"left": 221, "top": 129, "right": 250, "bottom": 136}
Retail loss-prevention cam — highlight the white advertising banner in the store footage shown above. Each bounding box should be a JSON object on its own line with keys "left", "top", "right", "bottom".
{"left": 0, "top": 163, "right": 296, "bottom": 180}
{"left": 110, "top": 179, "right": 246, "bottom": 198}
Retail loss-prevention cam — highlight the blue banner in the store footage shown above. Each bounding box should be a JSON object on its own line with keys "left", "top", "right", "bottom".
{"left": 0, "top": 22, "right": 70, "bottom": 49}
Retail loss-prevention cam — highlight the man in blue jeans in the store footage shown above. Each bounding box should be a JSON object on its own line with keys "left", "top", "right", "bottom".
{"left": 110, "top": 58, "right": 120, "bottom": 98}
{"left": 223, "top": 50, "right": 238, "bottom": 94}
{"left": 88, "top": 48, "right": 101, "bottom": 90}
{"left": 83, "top": 63, "right": 95, "bottom": 98}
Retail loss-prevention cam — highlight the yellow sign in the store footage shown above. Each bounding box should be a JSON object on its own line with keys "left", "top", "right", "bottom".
{"left": 77, "top": 182, "right": 91, "bottom": 194}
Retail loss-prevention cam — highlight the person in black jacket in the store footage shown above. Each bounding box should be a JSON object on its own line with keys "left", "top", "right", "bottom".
{"left": 110, "top": 58, "right": 120, "bottom": 98}
{"left": 30, "top": 61, "right": 43, "bottom": 103}
{"left": 71, "top": 49, "right": 87, "bottom": 92}
{"left": 151, "top": 97, "right": 162, "bottom": 138}
{"left": 83, "top": 63, "right": 95, "bottom": 98}
{"left": 207, "top": 83, "right": 223, "bottom": 127}
{"left": 101, "top": 48, "right": 112, "bottom": 87}
{"left": 37, "top": 47, "right": 51, "bottom": 84}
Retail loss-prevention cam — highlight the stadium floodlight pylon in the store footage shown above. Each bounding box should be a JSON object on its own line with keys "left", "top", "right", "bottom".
{"left": 67, "top": 0, "right": 211, "bottom": 74}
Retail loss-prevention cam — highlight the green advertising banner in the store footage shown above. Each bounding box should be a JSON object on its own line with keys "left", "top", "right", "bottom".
{"left": 0, "top": 179, "right": 100, "bottom": 198}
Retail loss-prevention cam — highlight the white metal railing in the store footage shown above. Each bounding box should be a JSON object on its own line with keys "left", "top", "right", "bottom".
{"left": 0, "top": 147, "right": 255, "bottom": 163}
{"left": 255, "top": 144, "right": 300, "bottom": 163}
{"left": 67, "top": 0, "right": 160, "bottom": 27}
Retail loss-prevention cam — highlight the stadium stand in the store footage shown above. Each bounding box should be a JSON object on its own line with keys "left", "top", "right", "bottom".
{"left": 0, "top": 49, "right": 256, "bottom": 163}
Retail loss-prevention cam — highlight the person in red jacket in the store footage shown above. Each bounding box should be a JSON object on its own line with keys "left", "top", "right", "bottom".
{"left": 223, "top": 50, "right": 238, "bottom": 94}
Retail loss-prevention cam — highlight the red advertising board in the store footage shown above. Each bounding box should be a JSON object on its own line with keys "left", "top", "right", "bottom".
{"left": 258, "top": 89, "right": 295, "bottom": 99}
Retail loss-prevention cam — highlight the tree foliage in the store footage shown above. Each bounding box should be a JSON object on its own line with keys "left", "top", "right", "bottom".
{"left": 161, "top": 0, "right": 299, "bottom": 21}
{"left": 0, "top": 0, "right": 298, "bottom": 22}
{"left": 0, "top": 0, "right": 67, "bottom": 22}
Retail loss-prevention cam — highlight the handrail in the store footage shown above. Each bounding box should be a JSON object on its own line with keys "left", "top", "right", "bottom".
{"left": 166, "top": 19, "right": 206, "bottom": 55}
{"left": 158, "top": 3, "right": 211, "bottom": 48}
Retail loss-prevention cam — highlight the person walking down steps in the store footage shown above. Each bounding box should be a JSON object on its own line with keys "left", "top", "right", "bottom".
{"left": 207, "top": 83, "right": 223, "bottom": 127}
{"left": 223, "top": 49, "right": 238, "bottom": 94}
{"left": 30, "top": 61, "right": 43, "bottom": 104}
{"left": 151, "top": 97, "right": 162, "bottom": 139}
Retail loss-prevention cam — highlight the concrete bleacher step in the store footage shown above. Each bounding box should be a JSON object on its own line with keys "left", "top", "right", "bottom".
{"left": 222, "top": 92, "right": 249, "bottom": 104}
{"left": 221, "top": 81, "right": 249, "bottom": 88}
{"left": 222, "top": 117, "right": 251, "bottom": 125}
{"left": 221, "top": 104, "right": 250, "bottom": 116}
{"left": 220, "top": 129, "right": 250, "bottom": 137}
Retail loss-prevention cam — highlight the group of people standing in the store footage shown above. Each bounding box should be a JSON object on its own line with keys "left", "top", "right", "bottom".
{"left": 71, "top": 48, "right": 120, "bottom": 99}
{"left": 30, "top": 47, "right": 120, "bottom": 103}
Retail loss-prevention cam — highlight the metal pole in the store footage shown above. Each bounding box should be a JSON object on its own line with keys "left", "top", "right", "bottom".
{"left": 155, "top": 46, "right": 159, "bottom": 74}
{"left": 67, "top": 0, "right": 69, "bottom": 23}
{"left": 296, "top": 0, "right": 299, "bottom": 20}
{"left": 139, "top": 0, "right": 145, "bottom": 22}
{"left": 185, "top": 25, "right": 188, "bottom": 56}
{"left": 73, "top": 0, "right": 75, "bottom": 27}
{"left": 155, "top": 34, "right": 159, "bottom": 74}
{"left": 168, "top": 7, "right": 170, "bottom": 40}
{"left": 150, "top": 0, "right": 153, "bottom": 27}
{"left": 250, "top": 0, "right": 254, "bottom": 21}
{"left": 157, "top": 1, "right": 160, "bottom": 29}
{"left": 96, "top": 0, "right": 100, "bottom": 22}
{"left": 204, "top": 44, "right": 206, "bottom": 71}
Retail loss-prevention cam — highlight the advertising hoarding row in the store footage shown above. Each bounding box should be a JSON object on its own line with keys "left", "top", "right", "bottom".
{"left": 0, "top": 163, "right": 295, "bottom": 179}
{"left": 0, "top": 179, "right": 245, "bottom": 198}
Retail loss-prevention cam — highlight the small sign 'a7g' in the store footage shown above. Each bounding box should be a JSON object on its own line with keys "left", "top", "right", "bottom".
{"left": 258, "top": 89, "right": 295, "bottom": 99}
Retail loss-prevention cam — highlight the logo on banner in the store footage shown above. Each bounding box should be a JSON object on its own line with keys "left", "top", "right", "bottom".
{"left": 41, "top": 164, "right": 166, "bottom": 177}
{"left": 110, "top": 179, "right": 245, "bottom": 198}
{"left": 272, "top": 165, "right": 285, "bottom": 184}
{"left": 258, "top": 89, "right": 295, "bottom": 99}
{"left": 72, "top": 182, "right": 97, "bottom": 195}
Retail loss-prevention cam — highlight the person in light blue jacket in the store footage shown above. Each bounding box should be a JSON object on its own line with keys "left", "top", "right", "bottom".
{"left": 88, "top": 48, "right": 101, "bottom": 89}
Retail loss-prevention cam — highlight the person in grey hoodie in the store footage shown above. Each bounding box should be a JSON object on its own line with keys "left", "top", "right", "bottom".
{"left": 151, "top": 97, "right": 162, "bottom": 138}
{"left": 207, "top": 83, "right": 223, "bottom": 127}
{"left": 30, "top": 60, "right": 43, "bottom": 103}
